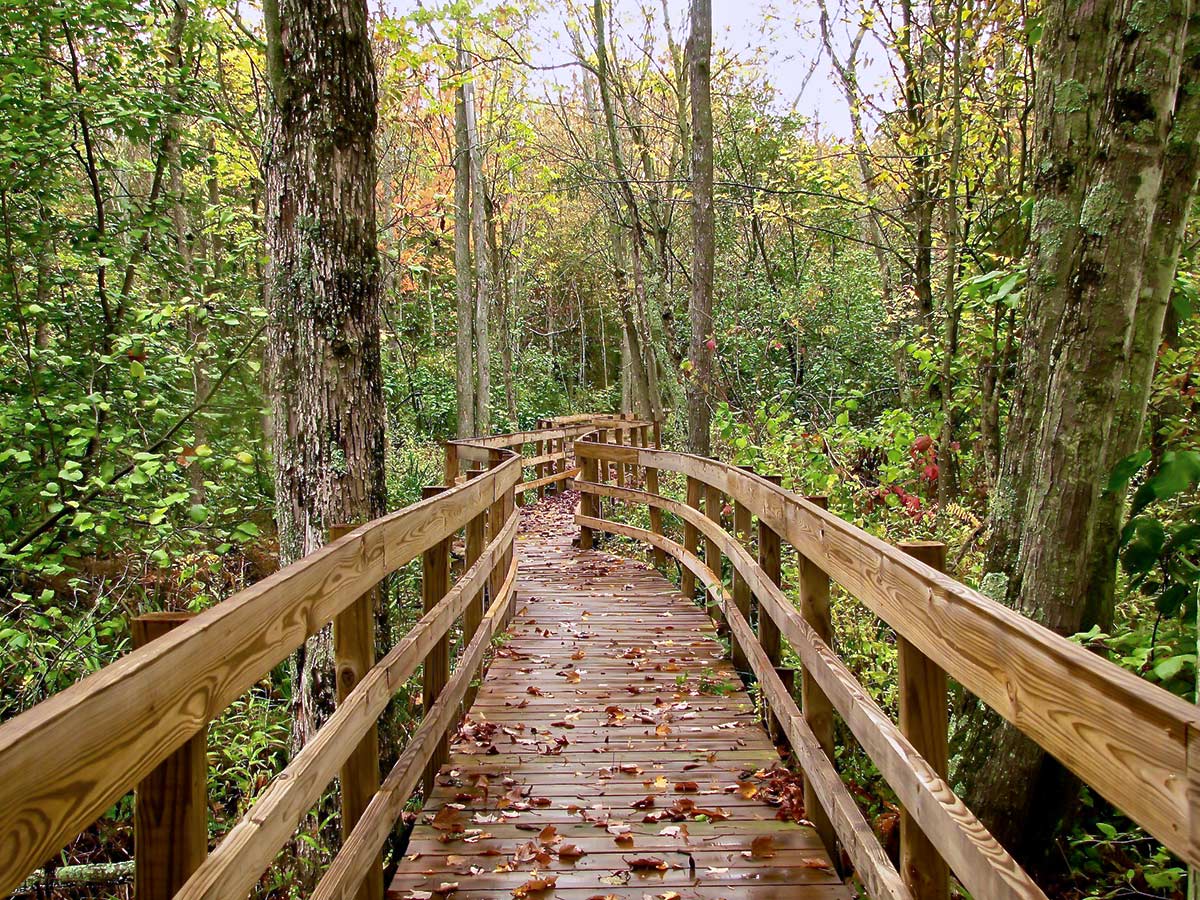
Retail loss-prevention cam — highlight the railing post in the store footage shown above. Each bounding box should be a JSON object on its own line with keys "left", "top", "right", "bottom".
{"left": 652, "top": 418, "right": 662, "bottom": 449}
{"left": 444, "top": 441, "right": 460, "bottom": 486}
{"left": 897, "top": 540, "right": 950, "bottom": 900}
{"left": 487, "top": 449, "right": 508, "bottom": 611}
{"left": 580, "top": 448, "right": 597, "bottom": 550}
{"left": 798, "top": 495, "right": 837, "bottom": 866}
{"left": 329, "top": 524, "right": 383, "bottom": 900}
{"left": 644, "top": 447, "right": 666, "bottom": 570}
{"left": 421, "top": 486, "right": 451, "bottom": 795}
{"left": 731, "top": 482, "right": 753, "bottom": 674}
{"left": 131, "top": 612, "right": 207, "bottom": 900}
{"left": 614, "top": 426, "right": 626, "bottom": 487}
{"left": 682, "top": 476, "right": 702, "bottom": 598}
{"left": 755, "top": 475, "right": 787, "bottom": 740}
{"left": 463, "top": 472, "right": 487, "bottom": 705}
{"left": 704, "top": 482, "right": 725, "bottom": 627}
{"left": 540, "top": 434, "right": 549, "bottom": 501}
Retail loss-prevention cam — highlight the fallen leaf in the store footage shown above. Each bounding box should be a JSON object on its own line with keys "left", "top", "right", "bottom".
{"left": 431, "top": 883, "right": 458, "bottom": 895}
{"left": 674, "top": 781, "right": 699, "bottom": 793}
{"left": 512, "top": 874, "right": 558, "bottom": 897}
{"left": 745, "top": 835, "right": 776, "bottom": 859}
{"left": 558, "top": 843, "right": 587, "bottom": 859}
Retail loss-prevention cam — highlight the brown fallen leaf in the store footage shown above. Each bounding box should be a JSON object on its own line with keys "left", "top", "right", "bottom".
{"left": 745, "top": 835, "right": 776, "bottom": 859}
{"left": 632, "top": 795, "right": 656, "bottom": 810}
{"left": 431, "top": 883, "right": 458, "bottom": 896}
{"left": 673, "top": 781, "right": 699, "bottom": 793}
{"left": 800, "top": 857, "right": 834, "bottom": 869}
{"left": 538, "top": 824, "right": 560, "bottom": 846}
{"left": 558, "top": 843, "right": 587, "bottom": 859}
{"left": 511, "top": 874, "right": 557, "bottom": 898}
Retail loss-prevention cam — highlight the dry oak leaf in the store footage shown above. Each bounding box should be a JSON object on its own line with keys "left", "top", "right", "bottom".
{"left": 558, "top": 843, "right": 587, "bottom": 859}
{"left": 673, "top": 781, "right": 699, "bottom": 793}
{"left": 511, "top": 874, "right": 557, "bottom": 898}
{"left": 745, "top": 835, "right": 776, "bottom": 859}
{"left": 431, "top": 883, "right": 458, "bottom": 895}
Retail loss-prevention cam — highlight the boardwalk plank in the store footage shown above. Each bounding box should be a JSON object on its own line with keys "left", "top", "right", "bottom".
{"left": 388, "top": 495, "right": 852, "bottom": 900}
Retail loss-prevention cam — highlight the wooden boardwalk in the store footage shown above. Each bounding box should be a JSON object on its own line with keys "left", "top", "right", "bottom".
{"left": 388, "top": 493, "right": 850, "bottom": 900}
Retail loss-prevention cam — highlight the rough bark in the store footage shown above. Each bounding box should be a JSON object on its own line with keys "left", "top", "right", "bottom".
{"left": 686, "top": 0, "right": 714, "bottom": 456}
{"left": 453, "top": 42, "right": 474, "bottom": 439}
{"left": 591, "top": 0, "right": 659, "bottom": 420}
{"left": 462, "top": 50, "right": 491, "bottom": 433}
{"left": 955, "top": 0, "right": 1193, "bottom": 866}
{"left": 263, "top": 0, "right": 387, "bottom": 766}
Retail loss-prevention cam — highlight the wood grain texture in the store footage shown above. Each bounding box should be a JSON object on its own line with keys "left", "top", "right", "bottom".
{"left": 575, "top": 479, "right": 1048, "bottom": 899}
{"left": 174, "top": 512, "right": 519, "bottom": 900}
{"left": 897, "top": 541, "right": 950, "bottom": 900}
{"left": 0, "top": 454, "right": 523, "bottom": 898}
{"left": 574, "top": 514, "right": 907, "bottom": 900}
{"left": 313, "top": 555, "right": 518, "bottom": 900}
{"left": 386, "top": 502, "right": 850, "bottom": 900}
{"left": 572, "top": 441, "right": 1200, "bottom": 867}
{"left": 130, "top": 614, "right": 207, "bottom": 900}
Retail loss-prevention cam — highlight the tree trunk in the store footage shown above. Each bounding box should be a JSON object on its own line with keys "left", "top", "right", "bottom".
{"left": 263, "top": 0, "right": 387, "bottom": 774}
{"left": 955, "top": 0, "right": 1195, "bottom": 867}
{"left": 462, "top": 51, "right": 491, "bottom": 434}
{"left": 453, "top": 42, "right": 474, "bottom": 439}
{"left": 686, "top": 0, "right": 714, "bottom": 456}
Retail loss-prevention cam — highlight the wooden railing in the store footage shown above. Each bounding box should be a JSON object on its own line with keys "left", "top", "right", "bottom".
{"left": 573, "top": 436, "right": 1200, "bottom": 900}
{"left": 0, "top": 413, "right": 645, "bottom": 900}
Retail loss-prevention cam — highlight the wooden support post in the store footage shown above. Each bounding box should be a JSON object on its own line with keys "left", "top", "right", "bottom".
{"left": 615, "top": 427, "right": 626, "bottom": 487}
{"left": 798, "top": 495, "right": 837, "bottom": 866}
{"left": 536, "top": 436, "right": 546, "bottom": 499}
{"left": 421, "top": 486, "right": 451, "bottom": 795}
{"left": 463, "top": 472, "right": 487, "bottom": 704}
{"left": 444, "top": 442, "right": 460, "bottom": 486}
{"left": 756, "top": 475, "right": 784, "bottom": 735}
{"left": 770, "top": 667, "right": 796, "bottom": 744}
{"left": 131, "top": 612, "right": 207, "bottom": 900}
{"left": 487, "top": 450, "right": 508, "bottom": 608}
{"left": 652, "top": 419, "right": 662, "bottom": 449}
{"left": 580, "top": 452, "right": 597, "bottom": 550}
{"left": 732, "top": 496, "right": 752, "bottom": 673}
{"left": 704, "top": 483, "right": 724, "bottom": 626}
{"left": 682, "top": 476, "right": 702, "bottom": 599}
{"left": 897, "top": 540, "right": 950, "bottom": 900}
{"left": 328, "top": 524, "right": 383, "bottom": 900}
{"left": 645, "top": 458, "right": 666, "bottom": 571}
{"left": 498, "top": 484, "right": 516, "bottom": 630}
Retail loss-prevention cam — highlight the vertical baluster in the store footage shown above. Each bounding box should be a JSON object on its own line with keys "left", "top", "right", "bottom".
{"left": 798, "top": 495, "right": 837, "bottom": 864}
{"left": 463, "top": 472, "right": 487, "bottom": 707}
{"left": 580, "top": 448, "right": 598, "bottom": 550}
{"left": 421, "top": 486, "right": 451, "bottom": 794}
{"left": 326, "top": 524, "right": 383, "bottom": 900}
{"left": 704, "top": 483, "right": 724, "bottom": 626}
{"left": 897, "top": 540, "right": 950, "bottom": 900}
{"left": 732, "top": 488, "right": 753, "bottom": 674}
{"left": 131, "top": 613, "right": 208, "bottom": 900}
{"left": 754, "top": 475, "right": 787, "bottom": 740}
{"left": 645, "top": 439, "right": 666, "bottom": 570}
{"left": 682, "top": 476, "right": 703, "bottom": 598}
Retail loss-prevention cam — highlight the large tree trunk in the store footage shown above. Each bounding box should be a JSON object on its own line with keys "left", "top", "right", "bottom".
{"left": 686, "top": 0, "right": 714, "bottom": 456}
{"left": 955, "top": 0, "right": 1195, "bottom": 868}
{"left": 263, "top": 0, "right": 387, "bottom": 768}
{"left": 453, "top": 42, "right": 474, "bottom": 439}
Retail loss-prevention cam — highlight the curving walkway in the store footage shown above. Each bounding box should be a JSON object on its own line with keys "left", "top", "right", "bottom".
{"left": 388, "top": 492, "right": 850, "bottom": 900}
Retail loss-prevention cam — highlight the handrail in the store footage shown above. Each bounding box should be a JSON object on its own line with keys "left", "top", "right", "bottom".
{"left": 0, "top": 412, "right": 629, "bottom": 900}
{"left": 573, "top": 437, "right": 1200, "bottom": 896}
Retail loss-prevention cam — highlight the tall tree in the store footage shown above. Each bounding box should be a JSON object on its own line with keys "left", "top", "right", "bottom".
{"left": 956, "top": 0, "right": 1198, "bottom": 865}
{"left": 462, "top": 52, "right": 492, "bottom": 433}
{"left": 686, "top": 0, "right": 714, "bottom": 455}
{"left": 262, "top": 0, "right": 387, "bottom": 756}
{"left": 454, "top": 40, "right": 475, "bottom": 439}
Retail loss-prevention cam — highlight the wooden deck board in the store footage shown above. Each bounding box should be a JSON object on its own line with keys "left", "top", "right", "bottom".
{"left": 388, "top": 494, "right": 851, "bottom": 900}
